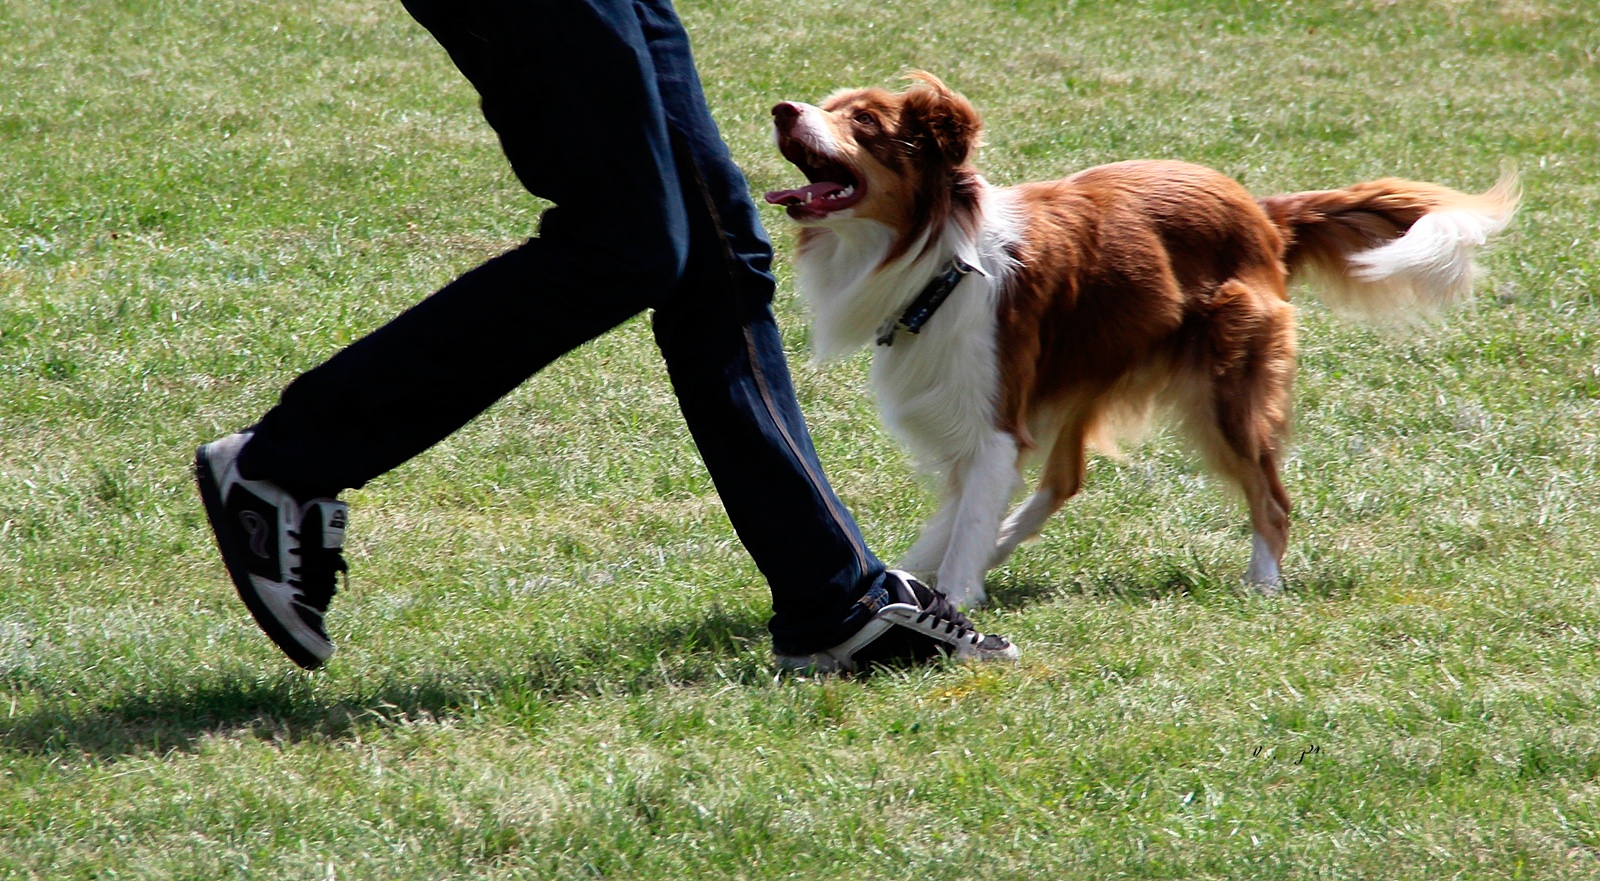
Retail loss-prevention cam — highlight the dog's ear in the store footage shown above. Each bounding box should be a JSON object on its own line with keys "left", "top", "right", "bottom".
{"left": 900, "top": 71, "right": 981, "bottom": 167}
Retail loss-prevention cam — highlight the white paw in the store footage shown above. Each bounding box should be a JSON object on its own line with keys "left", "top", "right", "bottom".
{"left": 1245, "top": 575, "right": 1285, "bottom": 597}
{"left": 1245, "top": 534, "right": 1284, "bottom": 595}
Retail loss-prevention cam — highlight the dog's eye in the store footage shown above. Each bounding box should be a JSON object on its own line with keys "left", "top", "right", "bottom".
{"left": 852, "top": 111, "right": 879, "bottom": 129}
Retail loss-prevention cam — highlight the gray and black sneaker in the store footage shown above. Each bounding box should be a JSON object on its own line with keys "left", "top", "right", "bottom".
{"left": 195, "top": 431, "right": 347, "bottom": 669}
{"left": 776, "top": 570, "right": 1019, "bottom": 673}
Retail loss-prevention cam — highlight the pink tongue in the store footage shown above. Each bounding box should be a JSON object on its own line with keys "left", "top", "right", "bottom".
{"left": 764, "top": 181, "right": 847, "bottom": 206}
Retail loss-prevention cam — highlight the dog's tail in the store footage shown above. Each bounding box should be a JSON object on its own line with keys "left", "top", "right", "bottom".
{"left": 1257, "top": 166, "right": 1519, "bottom": 319}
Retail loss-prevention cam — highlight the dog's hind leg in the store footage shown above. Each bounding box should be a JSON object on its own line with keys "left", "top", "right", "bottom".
{"left": 990, "top": 413, "right": 1091, "bottom": 569}
{"left": 1240, "top": 452, "right": 1292, "bottom": 591}
{"left": 1189, "top": 420, "right": 1292, "bottom": 594}
{"left": 1188, "top": 280, "right": 1295, "bottom": 593}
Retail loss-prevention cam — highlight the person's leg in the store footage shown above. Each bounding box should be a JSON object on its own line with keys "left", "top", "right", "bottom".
{"left": 201, "top": 0, "right": 702, "bottom": 668}
{"left": 653, "top": 251, "right": 884, "bottom": 653}
{"left": 238, "top": 0, "right": 691, "bottom": 494}
{"left": 625, "top": 0, "right": 891, "bottom": 653}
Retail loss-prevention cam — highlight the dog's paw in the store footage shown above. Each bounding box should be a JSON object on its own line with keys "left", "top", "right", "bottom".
{"left": 1244, "top": 575, "right": 1285, "bottom": 597}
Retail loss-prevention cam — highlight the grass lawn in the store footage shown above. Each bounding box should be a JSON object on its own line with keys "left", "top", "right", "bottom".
{"left": 4, "top": 0, "right": 1599, "bottom": 877}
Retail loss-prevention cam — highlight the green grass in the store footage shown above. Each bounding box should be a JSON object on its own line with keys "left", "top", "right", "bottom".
{"left": 4, "top": 0, "right": 1599, "bottom": 877}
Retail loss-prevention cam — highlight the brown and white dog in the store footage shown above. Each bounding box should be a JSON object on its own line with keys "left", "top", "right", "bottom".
{"left": 765, "top": 72, "right": 1517, "bottom": 608}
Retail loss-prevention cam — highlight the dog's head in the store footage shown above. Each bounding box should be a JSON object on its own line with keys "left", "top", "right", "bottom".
{"left": 765, "top": 72, "right": 983, "bottom": 254}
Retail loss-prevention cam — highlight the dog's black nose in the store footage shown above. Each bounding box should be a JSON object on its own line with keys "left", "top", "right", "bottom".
{"left": 771, "top": 102, "right": 801, "bottom": 132}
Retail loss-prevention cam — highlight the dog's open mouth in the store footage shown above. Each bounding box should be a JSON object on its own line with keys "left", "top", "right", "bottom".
{"left": 764, "top": 136, "right": 865, "bottom": 220}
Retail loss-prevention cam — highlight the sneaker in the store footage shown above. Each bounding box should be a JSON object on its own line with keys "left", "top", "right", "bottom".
{"left": 195, "top": 431, "right": 348, "bottom": 669}
{"left": 775, "top": 570, "right": 1019, "bottom": 673}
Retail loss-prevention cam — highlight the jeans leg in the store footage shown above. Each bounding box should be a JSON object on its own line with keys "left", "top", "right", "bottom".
{"left": 240, "top": 0, "right": 689, "bottom": 493}
{"left": 637, "top": 0, "right": 884, "bottom": 652}
{"left": 655, "top": 292, "right": 886, "bottom": 653}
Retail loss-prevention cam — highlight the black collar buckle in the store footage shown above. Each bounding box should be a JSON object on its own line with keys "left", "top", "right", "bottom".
{"left": 875, "top": 256, "right": 978, "bottom": 347}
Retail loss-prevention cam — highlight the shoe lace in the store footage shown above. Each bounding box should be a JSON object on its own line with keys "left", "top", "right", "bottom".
{"left": 909, "top": 583, "right": 979, "bottom": 644}
{"left": 286, "top": 529, "right": 348, "bottom": 615}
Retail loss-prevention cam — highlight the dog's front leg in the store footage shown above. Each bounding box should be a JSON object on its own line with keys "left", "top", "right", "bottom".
{"left": 896, "top": 493, "right": 959, "bottom": 583}
{"left": 934, "top": 431, "right": 1020, "bottom": 609}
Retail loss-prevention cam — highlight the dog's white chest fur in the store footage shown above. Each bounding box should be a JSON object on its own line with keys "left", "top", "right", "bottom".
{"left": 794, "top": 188, "right": 1022, "bottom": 472}
{"left": 868, "top": 275, "right": 1001, "bottom": 469}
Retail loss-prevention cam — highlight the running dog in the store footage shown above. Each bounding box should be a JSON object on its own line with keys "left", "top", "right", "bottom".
{"left": 765, "top": 72, "right": 1516, "bottom": 607}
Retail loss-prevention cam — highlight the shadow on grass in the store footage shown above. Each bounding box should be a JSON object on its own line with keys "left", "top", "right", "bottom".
{"left": 984, "top": 565, "right": 1205, "bottom": 610}
{"left": 6, "top": 567, "right": 1364, "bottom": 760}
{"left": 1, "top": 605, "right": 771, "bottom": 761}
{"left": 986, "top": 559, "right": 1364, "bottom": 609}
{"left": 1289, "top": 570, "right": 1361, "bottom": 601}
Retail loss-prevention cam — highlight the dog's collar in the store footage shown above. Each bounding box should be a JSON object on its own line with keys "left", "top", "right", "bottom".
{"left": 875, "top": 256, "right": 977, "bottom": 346}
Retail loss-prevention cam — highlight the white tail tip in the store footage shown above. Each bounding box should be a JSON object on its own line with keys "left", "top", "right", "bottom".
{"left": 1336, "top": 166, "right": 1519, "bottom": 318}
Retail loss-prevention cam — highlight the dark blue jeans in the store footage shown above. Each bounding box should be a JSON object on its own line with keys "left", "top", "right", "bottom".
{"left": 237, "top": 0, "right": 884, "bottom": 653}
